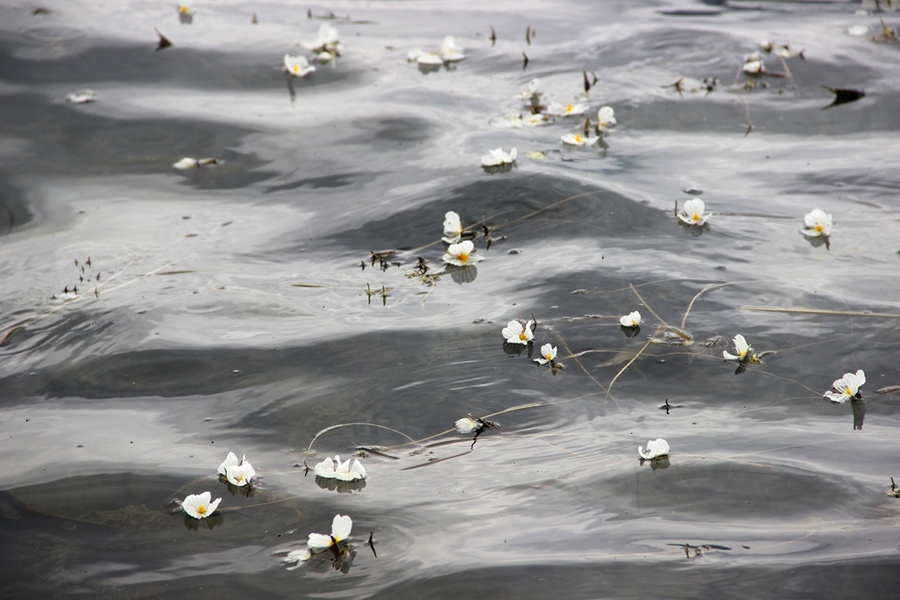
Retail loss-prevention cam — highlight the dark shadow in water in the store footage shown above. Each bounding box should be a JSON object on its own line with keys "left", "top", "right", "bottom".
{"left": 0, "top": 172, "right": 33, "bottom": 234}
{"left": 310, "top": 173, "right": 667, "bottom": 256}
{"left": 361, "top": 558, "right": 900, "bottom": 600}
{"left": 264, "top": 172, "right": 374, "bottom": 193}
{"left": 0, "top": 92, "right": 277, "bottom": 187}
{"left": 0, "top": 38, "right": 356, "bottom": 90}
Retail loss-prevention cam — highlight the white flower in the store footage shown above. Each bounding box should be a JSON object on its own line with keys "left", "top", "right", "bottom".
{"left": 722, "top": 334, "right": 752, "bottom": 361}
{"left": 217, "top": 451, "right": 245, "bottom": 476}
{"left": 225, "top": 461, "right": 256, "bottom": 487}
{"left": 759, "top": 39, "right": 774, "bottom": 52}
{"left": 546, "top": 102, "right": 588, "bottom": 117}
{"left": 408, "top": 49, "right": 443, "bottom": 65}
{"left": 801, "top": 208, "right": 832, "bottom": 237}
{"left": 638, "top": 438, "right": 670, "bottom": 460}
{"left": 744, "top": 50, "right": 762, "bottom": 63}
{"left": 481, "top": 147, "right": 517, "bottom": 167}
{"left": 455, "top": 416, "right": 480, "bottom": 433}
{"left": 442, "top": 240, "right": 483, "bottom": 266}
{"left": 307, "top": 514, "right": 353, "bottom": 549}
{"left": 314, "top": 455, "right": 367, "bottom": 481}
{"left": 177, "top": 2, "right": 192, "bottom": 15}
{"left": 66, "top": 89, "right": 97, "bottom": 104}
{"left": 824, "top": 369, "right": 866, "bottom": 403}
{"left": 502, "top": 319, "right": 534, "bottom": 345}
{"left": 181, "top": 491, "right": 222, "bottom": 519}
{"left": 597, "top": 106, "right": 617, "bottom": 129}
{"left": 847, "top": 25, "right": 869, "bottom": 37}
{"left": 440, "top": 36, "right": 465, "bottom": 62}
{"left": 560, "top": 132, "right": 599, "bottom": 146}
{"left": 284, "top": 54, "right": 315, "bottom": 77}
{"left": 520, "top": 78, "right": 541, "bottom": 100}
{"left": 442, "top": 210, "right": 462, "bottom": 243}
{"left": 742, "top": 59, "right": 764, "bottom": 75}
{"left": 619, "top": 311, "right": 641, "bottom": 328}
{"left": 677, "top": 198, "right": 711, "bottom": 226}
{"left": 534, "top": 343, "right": 557, "bottom": 365}
{"left": 303, "top": 24, "right": 341, "bottom": 55}
{"left": 522, "top": 113, "right": 549, "bottom": 126}
{"left": 173, "top": 157, "right": 221, "bottom": 169}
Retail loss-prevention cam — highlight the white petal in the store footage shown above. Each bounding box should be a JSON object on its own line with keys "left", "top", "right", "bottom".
{"left": 307, "top": 533, "right": 334, "bottom": 549}
{"left": 331, "top": 514, "right": 352, "bottom": 541}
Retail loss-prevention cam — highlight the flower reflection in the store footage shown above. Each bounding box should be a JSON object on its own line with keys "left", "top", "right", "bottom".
{"left": 852, "top": 397, "right": 866, "bottom": 431}
{"left": 315, "top": 475, "right": 367, "bottom": 494}
{"left": 447, "top": 264, "right": 478, "bottom": 284}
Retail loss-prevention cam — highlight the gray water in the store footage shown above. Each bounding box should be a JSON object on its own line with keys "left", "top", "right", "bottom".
{"left": 2, "top": 0, "right": 900, "bottom": 598}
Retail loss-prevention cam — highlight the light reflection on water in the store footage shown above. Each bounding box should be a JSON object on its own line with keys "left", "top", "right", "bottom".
{"left": 2, "top": 0, "right": 900, "bottom": 597}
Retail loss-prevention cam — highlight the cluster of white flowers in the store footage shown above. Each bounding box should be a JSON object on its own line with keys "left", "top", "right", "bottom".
{"left": 408, "top": 35, "right": 466, "bottom": 66}
{"left": 440, "top": 211, "right": 485, "bottom": 267}
{"left": 284, "top": 24, "right": 343, "bottom": 78}
{"left": 177, "top": 450, "right": 258, "bottom": 520}
{"left": 314, "top": 455, "right": 367, "bottom": 481}
{"left": 217, "top": 451, "right": 257, "bottom": 487}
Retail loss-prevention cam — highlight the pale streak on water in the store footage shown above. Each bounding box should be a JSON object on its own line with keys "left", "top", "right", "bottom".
{"left": 1, "top": 0, "right": 899, "bottom": 598}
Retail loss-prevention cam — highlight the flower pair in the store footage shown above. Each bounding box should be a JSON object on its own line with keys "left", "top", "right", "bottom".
{"left": 441, "top": 211, "right": 485, "bottom": 267}
{"left": 217, "top": 451, "right": 256, "bottom": 487}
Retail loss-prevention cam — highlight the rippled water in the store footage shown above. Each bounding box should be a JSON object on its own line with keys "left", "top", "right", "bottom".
{"left": 2, "top": 0, "right": 900, "bottom": 598}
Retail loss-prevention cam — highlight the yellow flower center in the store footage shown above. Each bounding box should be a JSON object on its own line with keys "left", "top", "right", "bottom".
{"left": 845, "top": 387, "right": 853, "bottom": 396}
{"left": 815, "top": 224, "right": 823, "bottom": 232}
{"left": 565, "top": 103, "right": 573, "bottom": 112}
{"left": 519, "top": 332, "right": 528, "bottom": 341}
{"left": 574, "top": 134, "right": 583, "bottom": 143}
{"left": 291, "top": 64, "right": 300, "bottom": 74}
{"left": 692, "top": 213, "right": 700, "bottom": 221}
{"left": 197, "top": 505, "right": 207, "bottom": 515}
{"left": 457, "top": 252, "right": 469, "bottom": 263}
{"left": 235, "top": 475, "right": 244, "bottom": 483}
{"left": 544, "top": 352, "right": 552, "bottom": 360}
{"left": 179, "top": 6, "right": 189, "bottom": 14}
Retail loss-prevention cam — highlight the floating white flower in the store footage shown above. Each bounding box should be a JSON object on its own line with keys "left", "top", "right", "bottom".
{"left": 455, "top": 416, "right": 480, "bottom": 433}
{"left": 677, "top": 198, "right": 711, "bottom": 226}
{"left": 407, "top": 49, "right": 443, "bottom": 66}
{"left": 442, "top": 240, "right": 483, "bottom": 266}
{"left": 824, "top": 369, "right": 866, "bottom": 403}
{"left": 225, "top": 461, "right": 256, "bottom": 487}
{"left": 520, "top": 78, "right": 541, "bottom": 101}
{"left": 217, "top": 451, "right": 245, "bottom": 476}
{"left": 442, "top": 210, "right": 463, "bottom": 243}
{"left": 440, "top": 36, "right": 465, "bottom": 62}
{"left": 314, "top": 455, "right": 366, "bottom": 481}
{"left": 181, "top": 491, "right": 222, "bottom": 519}
{"left": 533, "top": 343, "right": 557, "bottom": 365}
{"left": 284, "top": 54, "right": 315, "bottom": 78}
{"left": 66, "top": 89, "right": 97, "bottom": 104}
{"left": 638, "top": 438, "right": 670, "bottom": 460}
{"left": 596, "top": 106, "right": 617, "bottom": 129}
{"left": 177, "top": 1, "right": 192, "bottom": 15}
{"left": 560, "top": 132, "right": 599, "bottom": 146}
{"left": 722, "top": 334, "right": 752, "bottom": 361}
{"left": 546, "top": 102, "right": 588, "bottom": 117}
{"left": 173, "top": 157, "right": 221, "bottom": 170}
{"left": 303, "top": 24, "right": 341, "bottom": 56}
{"left": 308, "top": 514, "right": 353, "bottom": 549}
{"left": 502, "top": 319, "right": 534, "bottom": 345}
{"left": 742, "top": 59, "right": 764, "bottom": 75}
{"left": 481, "top": 147, "right": 517, "bottom": 167}
{"left": 801, "top": 208, "right": 832, "bottom": 237}
{"left": 619, "top": 311, "right": 641, "bottom": 328}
